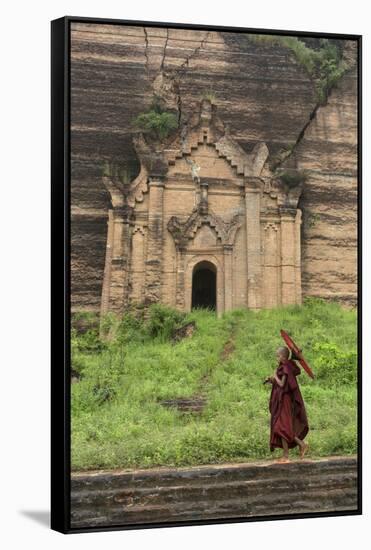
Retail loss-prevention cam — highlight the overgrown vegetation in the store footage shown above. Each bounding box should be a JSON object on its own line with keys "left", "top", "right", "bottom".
{"left": 71, "top": 299, "right": 357, "bottom": 470}
{"left": 132, "top": 96, "right": 178, "bottom": 140}
{"left": 277, "top": 169, "right": 308, "bottom": 187}
{"left": 102, "top": 159, "right": 136, "bottom": 185}
{"left": 201, "top": 89, "right": 217, "bottom": 103}
{"left": 248, "top": 35, "right": 349, "bottom": 103}
{"left": 306, "top": 211, "right": 322, "bottom": 228}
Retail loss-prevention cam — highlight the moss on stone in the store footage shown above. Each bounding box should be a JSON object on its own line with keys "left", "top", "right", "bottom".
{"left": 248, "top": 35, "right": 349, "bottom": 103}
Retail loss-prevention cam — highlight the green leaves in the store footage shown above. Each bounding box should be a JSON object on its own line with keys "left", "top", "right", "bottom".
{"left": 312, "top": 341, "right": 357, "bottom": 385}
{"left": 71, "top": 300, "right": 357, "bottom": 470}
{"left": 145, "top": 303, "right": 186, "bottom": 341}
{"left": 133, "top": 110, "right": 178, "bottom": 140}
{"left": 277, "top": 169, "right": 308, "bottom": 187}
{"left": 248, "top": 35, "right": 348, "bottom": 104}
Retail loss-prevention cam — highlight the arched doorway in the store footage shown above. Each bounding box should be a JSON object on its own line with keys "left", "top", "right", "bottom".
{"left": 191, "top": 261, "right": 217, "bottom": 310}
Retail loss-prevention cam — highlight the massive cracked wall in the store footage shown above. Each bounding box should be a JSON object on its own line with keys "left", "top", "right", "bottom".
{"left": 70, "top": 22, "right": 358, "bottom": 311}
{"left": 294, "top": 63, "right": 358, "bottom": 305}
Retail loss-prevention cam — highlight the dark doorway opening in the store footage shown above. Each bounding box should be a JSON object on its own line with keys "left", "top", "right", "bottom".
{"left": 191, "top": 261, "right": 217, "bottom": 310}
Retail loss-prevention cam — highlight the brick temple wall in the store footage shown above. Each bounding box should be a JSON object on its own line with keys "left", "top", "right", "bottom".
{"left": 70, "top": 24, "right": 358, "bottom": 312}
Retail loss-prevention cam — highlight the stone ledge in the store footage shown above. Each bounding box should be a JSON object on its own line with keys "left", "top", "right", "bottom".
{"left": 71, "top": 456, "right": 358, "bottom": 528}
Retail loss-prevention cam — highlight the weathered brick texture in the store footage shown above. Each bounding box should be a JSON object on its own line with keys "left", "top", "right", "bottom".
{"left": 70, "top": 25, "right": 358, "bottom": 312}
{"left": 99, "top": 100, "right": 303, "bottom": 317}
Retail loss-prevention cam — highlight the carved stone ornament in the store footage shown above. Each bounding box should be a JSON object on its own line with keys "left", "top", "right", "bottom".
{"left": 167, "top": 203, "right": 241, "bottom": 248}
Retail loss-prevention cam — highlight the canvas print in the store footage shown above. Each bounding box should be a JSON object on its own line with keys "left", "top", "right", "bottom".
{"left": 66, "top": 19, "right": 360, "bottom": 530}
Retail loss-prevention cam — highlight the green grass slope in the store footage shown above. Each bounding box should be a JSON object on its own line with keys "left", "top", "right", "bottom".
{"left": 71, "top": 298, "right": 357, "bottom": 471}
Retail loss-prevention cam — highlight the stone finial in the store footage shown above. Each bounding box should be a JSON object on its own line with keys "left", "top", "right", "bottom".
{"left": 200, "top": 98, "right": 213, "bottom": 125}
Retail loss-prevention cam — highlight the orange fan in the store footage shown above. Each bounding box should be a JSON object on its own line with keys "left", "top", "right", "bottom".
{"left": 280, "top": 329, "right": 315, "bottom": 379}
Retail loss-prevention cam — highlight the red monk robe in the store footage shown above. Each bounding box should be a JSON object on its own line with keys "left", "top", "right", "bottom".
{"left": 269, "top": 359, "right": 309, "bottom": 452}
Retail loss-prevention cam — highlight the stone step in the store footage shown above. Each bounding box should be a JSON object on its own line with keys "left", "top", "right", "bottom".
{"left": 71, "top": 486, "right": 358, "bottom": 528}
{"left": 71, "top": 471, "right": 357, "bottom": 508}
{"left": 71, "top": 456, "right": 357, "bottom": 491}
{"left": 70, "top": 456, "right": 358, "bottom": 528}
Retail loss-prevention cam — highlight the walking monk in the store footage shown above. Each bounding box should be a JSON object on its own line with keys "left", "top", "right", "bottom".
{"left": 265, "top": 346, "right": 309, "bottom": 462}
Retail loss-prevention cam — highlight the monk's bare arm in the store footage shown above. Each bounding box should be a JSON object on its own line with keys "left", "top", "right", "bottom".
{"left": 273, "top": 373, "right": 287, "bottom": 388}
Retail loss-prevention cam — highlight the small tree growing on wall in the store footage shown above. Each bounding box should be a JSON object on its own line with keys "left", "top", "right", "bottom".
{"left": 201, "top": 89, "right": 217, "bottom": 103}
{"left": 247, "top": 35, "right": 349, "bottom": 104}
{"left": 132, "top": 96, "right": 178, "bottom": 141}
{"left": 277, "top": 169, "right": 308, "bottom": 188}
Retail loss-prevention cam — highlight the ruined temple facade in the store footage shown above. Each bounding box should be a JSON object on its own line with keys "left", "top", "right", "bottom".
{"left": 70, "top": 24, "right": 358, "bottom": 312}
{"left": 101, "top": 99, "right": 304, "bottom": 317}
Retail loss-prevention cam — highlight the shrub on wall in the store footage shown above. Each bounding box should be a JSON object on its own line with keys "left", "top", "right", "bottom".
{"left": 133, "top": 97, "right": 178, "bottom": 140}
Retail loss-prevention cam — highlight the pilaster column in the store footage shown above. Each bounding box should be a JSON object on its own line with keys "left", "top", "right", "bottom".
{"left": 223, "top": 244, "right": 233, "bottom": 312}
{"left": 176, "top": 246, "right": 186, "bottom": 310}
{"left": 104, "top": 206, "right": 133, "bottom": 314}
{"left": 294, "top": 209, "right": 302, "bottom": 304}
{"left": 262, "top": 221, "right": 280, "bottom": 308}
{"left": 199, "top": 181, "right": 208, "bottom": 214}
{"left": 280, "top": 207, "right": 297, "bottom": 305}
{"left": 144, "top": 178, "right": 165, "bottom": 304}
{"left": 245, "top": 186, "right": 262, "bottom": 309}
{"left": 122, "top": 209, "right": 134, "bottom": 309}
{"left": 100, "top": 209, "right": 114, "bottom": 318}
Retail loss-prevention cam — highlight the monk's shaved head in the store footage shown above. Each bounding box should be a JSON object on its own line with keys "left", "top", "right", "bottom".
{"left": 276, "top": 346, "right": 289, "bottom": 359}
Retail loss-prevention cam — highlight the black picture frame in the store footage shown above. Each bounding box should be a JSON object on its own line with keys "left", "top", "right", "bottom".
{"left": 51, "top": 15, "right": 362, "bottom": 534}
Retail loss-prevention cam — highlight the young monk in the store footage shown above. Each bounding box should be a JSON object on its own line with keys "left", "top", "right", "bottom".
{"left": 265, "top": 346, "right": 309, "bottom": 462}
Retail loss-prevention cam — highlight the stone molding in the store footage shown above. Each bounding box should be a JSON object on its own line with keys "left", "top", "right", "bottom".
{"left": 99, "top": 99, "right": 304, "bottom": 318}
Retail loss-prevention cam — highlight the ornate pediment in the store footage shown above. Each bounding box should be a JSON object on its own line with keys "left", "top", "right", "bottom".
{"left": 103, "top": 99, "right": 303, "bottom": 211}
{"left": 102, "top": 167, "right": 148, "bottom": 211}
{"left": 214, "top": 137, "right": 269, "bottom": 178}
{"left": 167, "top": 203, "right": 241, "bottom": 248}
{"left": 165, "top": 99, "right": 270, "bottom": 179}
